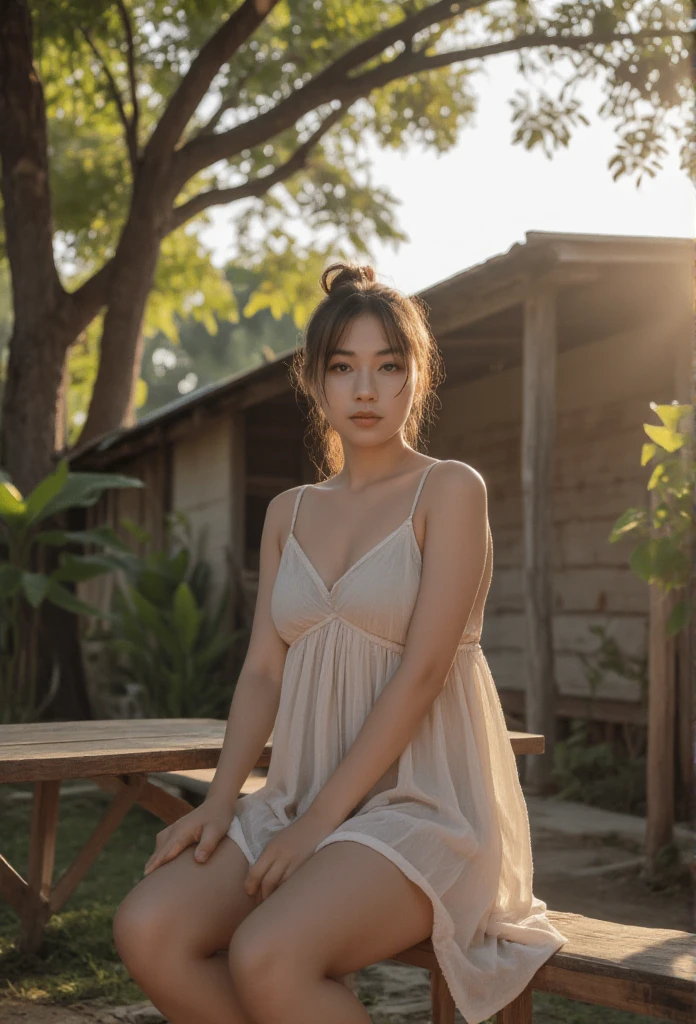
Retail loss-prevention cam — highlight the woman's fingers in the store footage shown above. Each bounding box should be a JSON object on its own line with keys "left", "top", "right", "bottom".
{"left": 143, "top": 822, "right": 202, "bottom": 875}
{"left": 194, "top": 822, "right": 225, "bottom": 864}
{"left": 259, "top": 858, "right": 290, "bottom": 902}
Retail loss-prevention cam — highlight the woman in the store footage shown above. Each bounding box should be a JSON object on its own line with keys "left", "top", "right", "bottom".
{"left": 113, "top": 262, "right": 566, "bottom": 1024}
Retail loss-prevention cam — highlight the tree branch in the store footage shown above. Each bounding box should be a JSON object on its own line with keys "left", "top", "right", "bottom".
{"left": 115, "top": 0, "right": 139, "bottom": 156}
{"left": 174, "top": 23, "right": 686, "bottom": 189}
{"left": 168, "top": 103, "right": 345, "bottom": 233}
{"left": 174, "top": 0, "right": 473, "bottom": 185}
{"left": 65, "top": 258, "right": 116, "bottom": 337}
{"left": 143, "top": 0, "right": 281, "bottom": 168}
{"left": 402, "top": 27, "right": 684, "bottom": 79}
{"left": 196, "top": 69, "right": 257, "bottom": 137}
{"left": 78, "top": 24, "right": 137, "bottom": 173}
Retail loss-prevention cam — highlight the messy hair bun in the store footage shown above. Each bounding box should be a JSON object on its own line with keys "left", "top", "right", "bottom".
{"left": 290, "top": 258, "right": 445, "bottom": 479}
{"left": 320, "top": 262, "right": 377, "bottom": 296}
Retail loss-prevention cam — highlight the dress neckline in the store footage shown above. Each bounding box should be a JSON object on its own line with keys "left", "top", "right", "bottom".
{"left": 287, "top": 461, "right": 438, "bottom": 598}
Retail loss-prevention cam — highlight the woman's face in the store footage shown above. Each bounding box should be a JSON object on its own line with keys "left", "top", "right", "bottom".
{"left": 315, "top": 314, "right": 417, "bottom": 445}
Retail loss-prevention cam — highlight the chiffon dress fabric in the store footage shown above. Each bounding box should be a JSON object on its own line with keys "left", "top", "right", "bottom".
{"left": 226, "top": 460, "right": 566, "bottom": 1023}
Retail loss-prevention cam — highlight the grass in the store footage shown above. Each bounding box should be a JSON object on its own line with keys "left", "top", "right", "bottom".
{"left": 0, "top": 784, "right": 159, "bottom": 1006}
{"left": 0, "top": 785, "right": 674, "bottom": 1022}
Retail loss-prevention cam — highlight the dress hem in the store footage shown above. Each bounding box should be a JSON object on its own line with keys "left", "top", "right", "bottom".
{"left": 313, "top": 830, "right": 565, "bottom": 1024}
{"left": 225, "top": 818, "right": 566, "bottom": 1024}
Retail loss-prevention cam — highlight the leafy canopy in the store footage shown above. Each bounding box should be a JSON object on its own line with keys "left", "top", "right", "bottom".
{"left": 23, "top": 0, "right": 692, "bottom": 420}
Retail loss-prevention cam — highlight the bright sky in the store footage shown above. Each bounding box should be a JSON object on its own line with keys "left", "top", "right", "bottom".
{"left": 203, "top": 52, "right": 695, "bottom": 296}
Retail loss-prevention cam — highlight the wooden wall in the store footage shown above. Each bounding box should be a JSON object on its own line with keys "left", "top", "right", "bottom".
{"left": 170, "top": 414, "right": 234, "bottom": 600}
{"left": 431, "top": 319, "right": 679, "bottom": 712}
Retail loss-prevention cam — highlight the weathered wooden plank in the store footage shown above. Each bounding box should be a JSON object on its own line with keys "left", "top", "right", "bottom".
{"left": 392, "top": 910, "right": 695, "bottom": 1024}
{"left": 0, "top": 720, "right": 270, "bottom": 783}
{"left": 646, "top": 484, "right": 677, "bottom": 874}
{"left": 21, "top": 781, "right": 61, "bottom": 952}
{"left": 0, "top": 854, "right": 28, "bottom": 914}
{"left": 0, "top": 721, "right": 541, "bottom": 783}
{"left": 521, "top": 276, "right": 558, "bottom": 791}
{"left": 496, "top": 985, "right": 532, "bottom": 1023}
{"left": 499, "top": 688, "right": 647, "bottom": 727}
{"left": 430, "top": 966, "right": 456, "bottom": 1024}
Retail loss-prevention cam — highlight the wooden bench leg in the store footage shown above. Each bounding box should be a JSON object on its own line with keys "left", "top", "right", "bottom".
{"left": 496, "top": 984, "right": 532, "bottom": 1023}
{"left": 19, "top": 780, "right": 61, "bottom": 954}
{"left": 431, "top": 964, "right": 456, "bottom": 1024}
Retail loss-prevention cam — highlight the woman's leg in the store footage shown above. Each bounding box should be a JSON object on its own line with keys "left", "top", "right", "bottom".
{"left": 227, "top": 839, "right": 434, "bottom": 1024}
{"left": 113, "top": 834, "right": 262, "bottom": 1024}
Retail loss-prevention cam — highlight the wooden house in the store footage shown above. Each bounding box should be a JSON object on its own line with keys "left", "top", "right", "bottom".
{"left": 71, "top": 231, "right": 692, "bottom": 781}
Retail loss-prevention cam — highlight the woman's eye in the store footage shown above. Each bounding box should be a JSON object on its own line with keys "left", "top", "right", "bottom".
{"left": 328, "top": 362, "right": 403, "bottom": 373}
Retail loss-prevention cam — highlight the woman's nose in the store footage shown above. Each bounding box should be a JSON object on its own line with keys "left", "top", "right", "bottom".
{"left": 353, "top": 368, "right": 378, "bottom": 397}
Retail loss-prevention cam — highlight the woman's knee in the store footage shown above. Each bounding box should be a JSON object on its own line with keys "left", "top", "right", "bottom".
{"left": 228, "top": 919, "right": 310, "bottom": 1014}
{"left": 113, "top": 887, "right": 160, "bottom": 969}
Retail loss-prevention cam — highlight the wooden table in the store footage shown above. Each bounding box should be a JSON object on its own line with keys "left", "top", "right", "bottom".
{"left": 0, "top": 719, "right": 544, "bottom": 953}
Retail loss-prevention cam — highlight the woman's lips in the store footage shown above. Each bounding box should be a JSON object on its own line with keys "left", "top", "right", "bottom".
{"left": 350, "top": 414, "right": 381, "bottom": 427}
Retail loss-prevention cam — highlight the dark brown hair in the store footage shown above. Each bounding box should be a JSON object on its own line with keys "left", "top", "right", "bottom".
{"left": 290, "top": 262, "right": 445, "bottom": 478}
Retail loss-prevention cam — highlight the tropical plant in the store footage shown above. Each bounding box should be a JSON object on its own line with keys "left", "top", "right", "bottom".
{"left": 90, "top": 513, "right": 246, "bottom": 718}
{"left": 609, "top": 401, "right": 694, "bottom": 635}
{"left": 0, "top": 458, "right": 143, "bottom": 723}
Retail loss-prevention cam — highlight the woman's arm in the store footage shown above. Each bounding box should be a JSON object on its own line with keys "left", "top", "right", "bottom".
{"left": 203, "top": 490, "right": 293, "bottom": 812}
{"left": 305, "top": 460, "right": 489, "bottom": 832}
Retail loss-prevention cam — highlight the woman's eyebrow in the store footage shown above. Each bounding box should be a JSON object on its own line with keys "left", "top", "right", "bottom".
{"left": 331, "top": 347, "right": 398, "bottom": 357}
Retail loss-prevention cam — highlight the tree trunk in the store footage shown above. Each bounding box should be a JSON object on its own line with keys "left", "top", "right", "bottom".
{"left": 79, "top": 187, "right": 169, "bottom": 445}
{"left": 1, "top": 323, "right": 69, "bottom": 491}
{"left": 0, "top": 0, "right": 71, "bottom": 491}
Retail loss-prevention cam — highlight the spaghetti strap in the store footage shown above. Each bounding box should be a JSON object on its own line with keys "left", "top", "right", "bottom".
{"left": 408, "top": 461, "right": 438, "bottom": 520}
{"left": 290, "top": 485, "right": 307, "bottom": 534}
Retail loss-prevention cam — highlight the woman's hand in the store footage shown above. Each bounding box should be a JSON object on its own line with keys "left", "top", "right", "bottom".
{"left": 244, "top": 807, "right": 333, "bottom": 902}
{"left": 143, "top": 796, "right": 235, "bottom": 876}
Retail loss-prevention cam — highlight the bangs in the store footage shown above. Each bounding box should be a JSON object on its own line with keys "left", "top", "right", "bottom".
{"left": 313, "top": 296, "right": 413, "bottom": 401}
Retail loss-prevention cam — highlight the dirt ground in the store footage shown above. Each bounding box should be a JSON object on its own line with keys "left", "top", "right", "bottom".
{"left": 1, "top": 821, "right": 690, "bottom": 1024}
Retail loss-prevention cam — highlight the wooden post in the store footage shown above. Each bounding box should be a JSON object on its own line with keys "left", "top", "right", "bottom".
{"left": 645, "top": 537, "right": 676, "bottom": 875}
{"left": 521, "top": 276, "right": 558, "bottom": 793}
{"left": 675, "top": 310, "right": 694, "bottom": 819}
{"left": 229, "top": 411, "right": 247, "bottom": 627}
{"left": 646, "top": 309, "right": 692, "bottom": 871}
{"left": 497, "top": 986, "right": 533, "bottom": 1023}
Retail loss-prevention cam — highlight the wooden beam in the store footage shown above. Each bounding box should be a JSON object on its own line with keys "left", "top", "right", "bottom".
{"left": 429, "top": 278, "right": 526, "bottom": 337}
{"left": 229, "top": 410, "right": 248, "bottom": 625}
{"left": 521, "top": 275, "right": 558, "bottom": 792}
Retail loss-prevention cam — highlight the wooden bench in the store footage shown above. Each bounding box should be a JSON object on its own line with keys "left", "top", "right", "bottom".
{"left": 0, "top": 718, "right": 274, "bottom": 953}
{"left": 392, "top": 910, "right": 694, "bottom": 1023}
{"left": 0, "top": 720, "right": 543, "bottom": 954}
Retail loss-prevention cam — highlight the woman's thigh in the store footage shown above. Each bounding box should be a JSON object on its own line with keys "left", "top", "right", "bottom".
{"left": 228, "top": 839, "right": 434, "bottom": 982}
{"left": 113, "top": 834, "right": 262, "bottom": 962}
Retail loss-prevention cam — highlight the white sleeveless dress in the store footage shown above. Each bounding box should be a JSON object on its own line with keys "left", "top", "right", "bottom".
{"left": 226, "top": 460, "right": 566, "bottom": 1023}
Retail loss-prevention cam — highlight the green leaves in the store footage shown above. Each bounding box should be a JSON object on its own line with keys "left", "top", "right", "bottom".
{"left": 0, "top": 481, "right": 25, "bottom": 520}
{"left": 609, "top": 400, "right": 694, "bottom": 637}
{"left": 173, "top": 582, "right": 201, "bottom": 652}
{"left": 643, "top": 423, "right": 685, "bottom": 454}
{"left": 23, "top": 452, "right": 69, "bottom": 521}
{"left": 0, "top": 460, "right": 145, "bottom": 722}
{"left": 97, "top": 513, "right": 242, "bottom": 719}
